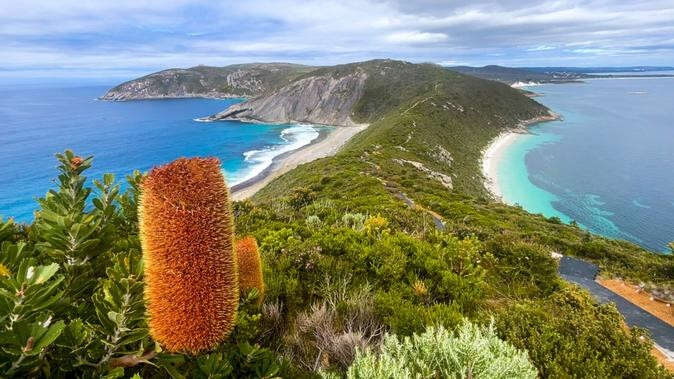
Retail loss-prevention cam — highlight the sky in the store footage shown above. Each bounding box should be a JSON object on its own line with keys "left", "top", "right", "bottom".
{"left": 2, "top": 0, "right": 674, "bottom": 81}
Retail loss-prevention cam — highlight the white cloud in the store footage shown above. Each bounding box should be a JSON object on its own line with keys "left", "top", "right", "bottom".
{"left": 437, "top": 60, "right": 468, "bottom": 66}
{"left": 527, "top": 45, "right": 556, "bottom": 51}
{"left": 385, "top": 31, "right": 448, "bottom": 44}
{"left": 1, "top": 0, "right": 674, "bottom": 76}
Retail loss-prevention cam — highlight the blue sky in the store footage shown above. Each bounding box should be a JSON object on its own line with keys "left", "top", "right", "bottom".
{"left": 2, "top": 0, "right": 673, "bottom": 80}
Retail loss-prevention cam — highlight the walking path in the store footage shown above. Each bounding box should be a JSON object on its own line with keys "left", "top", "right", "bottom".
{"left": 558, "top": 256, "right": 674, "bottom": 360}
{"left": 394, "top": 192, "right": 446, "bottom": 231}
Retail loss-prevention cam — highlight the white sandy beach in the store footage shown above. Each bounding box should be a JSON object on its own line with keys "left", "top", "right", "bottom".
{"left": 482, "top": 132, "right": 521, "bottom": 200}
{"left": 231, "top": 124, "right": 368, "bottom": 200}
{"left": 482, "top": 112, "right": 561, "bottom": 201}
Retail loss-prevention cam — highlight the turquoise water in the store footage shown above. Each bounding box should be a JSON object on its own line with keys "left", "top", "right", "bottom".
{"left": 497, "top": 78, "right": 674, "bottom": 252}
{"left": 0, "top": 83, "right": 321, "bottom": 222}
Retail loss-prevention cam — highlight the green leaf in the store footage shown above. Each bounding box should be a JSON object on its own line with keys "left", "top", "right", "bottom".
{"left": 27, "top": 320, "right": 65, "bottom": 356}
{"left": 32, "top": 263, "right": 59, "bottom": 284}
{"left": 92, "top": 198, "right": 104, "bottom": 210}
{"left": 108, "top": 311, "right": 124, "bottom": 327}
{"left": 103, "top": 367, "right": 125, "bottom": 379}
{"left": 55, "top": 319, "right": 88, "bottom": 347}
{"left": 118, "top": 328, "right": 149, "bottom": 346}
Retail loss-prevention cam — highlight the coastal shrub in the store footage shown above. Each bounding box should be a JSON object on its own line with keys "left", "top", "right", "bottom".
{"left": 0, "top": 217, "right": 16, "bottom": 242}
{"left": 2, "top": 140, "right": 671, "bottom": 376}
{"left": 485, "top": 237, "right": 560, "bottom": 298}
{"left": 413, "top": 234, "right": 486, "bottom": 313}
{"left": 327, "top": 321, "right": 537, "bottom": 379}
{"left": 363, "top": 215, "right": 389, "bottom": 236}
{"left": 304, "top": 198, "right": 338, "bottom": 222}
{"left": 496, "top": 286, "right": 668, "bottom": 378}
{"left": 288, "top": 187, "right": 317, "bottom": 210}
{"left": 0, "top": 242, "right": 65, "bottom": 376}
{"left": 342, "top": 213, "right": 366, "bottom": 231}
{"left": 33, "top": 150, "right": 113, "bottom": 305}
{"left": 306, "top": 215, "right": 322, "bottom": 229}
{"left": 140, "top": 158, "right": 238, "bottom": 353}
{"left": 374, "top": 292, "right": 463, "bottom": 336}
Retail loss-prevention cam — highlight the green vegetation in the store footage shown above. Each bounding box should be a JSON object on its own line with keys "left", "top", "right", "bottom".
{"left": 2, "top": 60, "right": 672, "bottom": 377}
{"left": 324, "top": 322, "right": 537, "bottom": 379}
{"left": 448, "top": 65, "right": 587, "bottom": 84}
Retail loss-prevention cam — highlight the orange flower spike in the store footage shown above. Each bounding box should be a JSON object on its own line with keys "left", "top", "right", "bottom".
{"left": 140, "top": 157, "right": 238, "bottom": 353}
{"left": 235, "top": 236, "right": 265, "bottom": 302}
{"left": 70, "top": 156, "right": 84, "bottom": 170}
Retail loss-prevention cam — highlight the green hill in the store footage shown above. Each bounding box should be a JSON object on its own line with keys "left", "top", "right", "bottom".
{"left": 449, "top": 64, "right": 587, "bottom": 84}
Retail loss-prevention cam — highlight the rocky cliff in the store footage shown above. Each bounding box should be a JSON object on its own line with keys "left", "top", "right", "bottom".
{"left": 199, "top": 70, "right": 368, "bottom": 127}
{"left": 100, "top": 63, "right": 315, "bottom": 101}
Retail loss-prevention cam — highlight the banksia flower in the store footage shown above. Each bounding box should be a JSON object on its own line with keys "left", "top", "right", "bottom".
{"left": 69, "top": 156, "right": 83, "bottom": 170}
{"left": 235, "top": 236, "right": 264, "bottom": 302}
{"left": 140, "top": 157, "right": 238, "bottom": 353}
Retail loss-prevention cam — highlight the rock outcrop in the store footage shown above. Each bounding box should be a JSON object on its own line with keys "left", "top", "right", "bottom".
{"left": 393, "top": 159, "right": 453, "bottom": 189}
{"left": 200, "top": 70, "right": 368, "bottom": 127}
{"left": 100, "top": 63, "right": 314, "bottom": 101}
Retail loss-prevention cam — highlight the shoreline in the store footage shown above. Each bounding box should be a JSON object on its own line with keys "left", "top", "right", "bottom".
{"left": 481, "top": 112, "right": 561, "bottom": 201}
{"left": 99, "top": 94, "right": 250, "bottom": 102}
{"left": 230, "top": 123, "right": 368, "bottom": 201}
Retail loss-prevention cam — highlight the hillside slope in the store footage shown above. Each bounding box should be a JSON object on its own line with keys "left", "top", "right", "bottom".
{"left": 36, "top": 59, "right": 672, "bottom": 377}
{"left": 100, "top": 63, "right": 315, "bottom": 100}
{"left": 449, "top": 65, "right": 586, "bottom": 84}
{"left": 233, "top": 62, "right": 672, "bottom": 376}
{"left": 201, "top": 59, "right": 548, "bottom": 128}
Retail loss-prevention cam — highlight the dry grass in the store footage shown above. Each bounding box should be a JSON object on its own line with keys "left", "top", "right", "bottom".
{"left": 283, "top": 277, "right": 386, "bottom": 372}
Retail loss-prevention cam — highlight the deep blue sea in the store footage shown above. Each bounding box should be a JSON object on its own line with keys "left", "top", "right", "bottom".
{"left": 0, "top": 84, "right": 320, "bottom": 222}
{"left": 497, "top": 77, "right": 674, "bottom": 252}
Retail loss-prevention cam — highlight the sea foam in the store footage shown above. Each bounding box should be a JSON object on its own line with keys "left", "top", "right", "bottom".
{"left": 226, "top": 124, "right": 319, "bottom": 186}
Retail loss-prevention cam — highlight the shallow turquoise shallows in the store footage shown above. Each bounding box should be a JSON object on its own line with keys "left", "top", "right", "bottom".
{"left": 497, "top": 78, "right": 674, "bottom": 252}
{"left": 0, "top": 84, "right": 320, "bottom": 222}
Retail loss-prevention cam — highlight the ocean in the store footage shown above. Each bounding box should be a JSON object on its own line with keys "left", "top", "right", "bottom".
{"left": 497, "top": 76, "right": 674, "bottom": 252}
{"left": 0, "top": 83, "right": 321, "bottom": 222}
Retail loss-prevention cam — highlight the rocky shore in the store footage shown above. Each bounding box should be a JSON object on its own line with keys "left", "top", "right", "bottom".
{"left": 198, "top": 70, "right": 369, "bottom": 127}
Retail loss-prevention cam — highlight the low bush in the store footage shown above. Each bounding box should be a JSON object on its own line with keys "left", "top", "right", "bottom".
{"left": 326, "top": 321, "right": 537, "bottom": 379}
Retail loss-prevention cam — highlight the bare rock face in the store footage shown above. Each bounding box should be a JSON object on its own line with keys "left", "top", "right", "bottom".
{"left": 202, "top": 70, "right": 368, "bottom": 127}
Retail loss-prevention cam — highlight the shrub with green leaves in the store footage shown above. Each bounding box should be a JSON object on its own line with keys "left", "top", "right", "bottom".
{"left": 327, "top": 321, "right": 537, "bottom": 379}
{"left": 0, "top": 145, "right": 670, "bottom": 377}
{"left": 305, "top": 215, "right": 322, "bottom": 229}
{"left": 0, "top": 242, "right": 65, "bottom": 376}
{"left": 0, "top": 151, "right": 289, "bottom": 378}
{"left": 496, "top": 286, "right": 669, "bottom": 378}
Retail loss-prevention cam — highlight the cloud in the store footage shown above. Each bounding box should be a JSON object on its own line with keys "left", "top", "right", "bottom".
{"left": 527, "top": 45, "right": 556, "bottom": 51}
{"left": 385, "top": 31, "right": 448, "bottom": 44}
{"left": 1, "top": 0, "right": 674, "bottom": 78}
